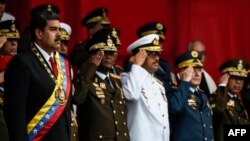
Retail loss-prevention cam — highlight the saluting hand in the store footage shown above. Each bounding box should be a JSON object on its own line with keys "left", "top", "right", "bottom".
{"left": 0, "top": 36, "right": 7, "bottom": 48}
{"left": 218, "top": 73, "right": 229, "bottom": 85}
{"left": 133, "top": 49, "right": 147, "bottom": 66}
{"left": 179, "top": 66, "right": 193, "bottom": 82}
{"left": 88, "top": 50, "right": 104, "bottom": 66}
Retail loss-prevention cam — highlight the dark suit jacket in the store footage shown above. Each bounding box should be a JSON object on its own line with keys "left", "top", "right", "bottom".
{"left": 4, "top": 48, "right": 71, "bottom": 141}
{"left": 73, "top": 61, "right": 129, "bottom": 141}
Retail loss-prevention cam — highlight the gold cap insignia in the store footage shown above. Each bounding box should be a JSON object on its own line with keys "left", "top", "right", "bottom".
{"left": 191, "top": 51, "right": 198, "bottom": 58}
{"left": 107, "top": 36, "right": 114, "bottom": 47}
{"left": 47, "top": 4, "right": 52, "bottom": 12}
{"left": 152, "top": 38, "right": 159, "bottom": 45}
{"left": 112, "top": 29, "right": 118, "bottom": 38}
{"left": 11, "top": 21, "right": 16, "bottom": 32}
{"left": 237, "top": 60, "right": 243, "bottom": 70}
{"left": 102, "top": 9, "right": 107, "bottom": 18}
{"left": 156, "top": 23, "right": 163, "bottom": 30}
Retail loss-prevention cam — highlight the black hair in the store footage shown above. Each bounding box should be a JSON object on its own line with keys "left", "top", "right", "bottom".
{"left": 29, "top": 11, "right": 60, "bottom": 41}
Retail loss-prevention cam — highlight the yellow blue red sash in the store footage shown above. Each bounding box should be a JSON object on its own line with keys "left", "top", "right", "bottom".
{"left": 27, "top": 53, "right": 71, "bottom": 141}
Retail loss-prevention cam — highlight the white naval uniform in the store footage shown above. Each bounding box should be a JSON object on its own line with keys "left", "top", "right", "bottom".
{"left": 120, "top": 64, "right": 169, "bottom": 141}
{"left": 0, "top": 12, "right": 15, "bottom": 21}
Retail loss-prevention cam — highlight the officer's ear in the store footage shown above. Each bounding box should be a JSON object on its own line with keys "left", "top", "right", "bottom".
{"left": 35, "top": 29, "right": 43, "bottom": 40}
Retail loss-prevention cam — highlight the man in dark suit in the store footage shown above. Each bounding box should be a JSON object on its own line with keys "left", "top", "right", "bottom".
{"left": 4, "top": 10, "right": 72, "bottom": 141}
{"left": 72, "top": 28, "right": 129, "bottom": 141}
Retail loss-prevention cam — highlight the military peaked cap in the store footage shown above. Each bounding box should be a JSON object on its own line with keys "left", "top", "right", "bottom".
{"left": 175, "top": 50, "right": 203, "bottom": 69}
{"left": 127, "top": 34, "right": 162, "bottom": 54}
{"left": 137, "top": 22, "right": 167, "bottom": 42}
{"left": 219, "top": 59, "right": 249, "bottom": 78}
{"left": 85, "top": 28, "right": 118, "bottom": 52}
{"left": 81, "top": 7, "right": 110, "bottom": 26}
{"left": 30, "top": 3, "right": 59, "bottom": 16}
{"left": 0, "top": 20, "right": 20, "bottom": 39}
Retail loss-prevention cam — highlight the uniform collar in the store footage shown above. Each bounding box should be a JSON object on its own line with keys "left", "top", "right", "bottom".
{"left": 96, "top": 71, "right": 109, "bottom": 80}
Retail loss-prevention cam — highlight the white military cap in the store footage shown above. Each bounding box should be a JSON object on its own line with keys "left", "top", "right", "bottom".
{"left": 127, "top": 34, "right": 162, "bottom": 54}
{"left": 60, "top": 22, "right": 72, "bottom": 40}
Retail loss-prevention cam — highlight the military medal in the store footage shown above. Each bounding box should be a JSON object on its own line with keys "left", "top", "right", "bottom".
{"left": 101, "top": 99, "right": 105, "bottom": 104}
{"left": 188, "top": 94, "right": 196, "bottom": 109}
{"left": 100, "top": 83, "right": 106, "bottom": 89}
{"left": 227, "top": 99, "right": 235, "bottom": 111}
{"left": 55, "top": 88, "right": 66, "bottom": 104}
{"left": 93, "top": 82, "right": 106, "bottom": 104}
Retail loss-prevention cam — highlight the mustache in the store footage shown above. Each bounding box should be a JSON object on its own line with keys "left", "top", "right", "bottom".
{"left": 55, "top": 36, "right": 61, "bottom": 42}
{"left": 152, "top": 61, "right": 159, "bottom": 65}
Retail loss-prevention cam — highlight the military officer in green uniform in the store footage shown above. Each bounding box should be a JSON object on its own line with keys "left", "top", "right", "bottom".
{"left": 0, "top": 19, "right": 20, "bottom": 141}
{"left": 72, "top": 28, "right": 129, "bottom": 141}
{"left": 210, "top": 59, "right": 250, "bottom": 141}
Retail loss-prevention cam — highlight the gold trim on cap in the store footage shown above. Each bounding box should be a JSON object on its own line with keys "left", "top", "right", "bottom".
{"left": 60, "top": 29, "right": 70, "bottom": 41}
{"left": 222, "top": 67, "right": 248, "bottom": 77}
{"left": 89, "top": 42, "right": 117, "bottom": 51}
{"left": 140, "top": 30, "right": 159, "bottom": 37}
{"left": 0, "top": 32, "right": 20, "bottom": 39}
{"left": 139, "top": 46, "right": 163, "bottom": 52}
{"left": 178, "top": 59, "right": 203, "bottom": 68}
{"left": 86, "top": 16, "right": 110, "bottom": 25}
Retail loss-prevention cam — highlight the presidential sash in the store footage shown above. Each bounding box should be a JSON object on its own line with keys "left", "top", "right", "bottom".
{"left": 28, "top": 47, "right": 71, "bottom": 141}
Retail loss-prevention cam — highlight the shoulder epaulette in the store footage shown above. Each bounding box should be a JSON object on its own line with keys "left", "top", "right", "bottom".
{"left": 115, "top": 65, "right": 124, "bottom": 71}
{"left": 110, "top": 73, "right": 121, "bottom": 79}
{"left": 154, "top": 77, "right": 163, "bottom": 85}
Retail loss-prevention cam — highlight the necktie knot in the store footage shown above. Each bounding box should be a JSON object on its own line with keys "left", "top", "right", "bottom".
{"left": 49, "top": 57, "right": 58, "bottom": 77}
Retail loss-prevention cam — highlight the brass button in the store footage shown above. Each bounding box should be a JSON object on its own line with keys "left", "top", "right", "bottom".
{"left": 113, "top": 110, "right": 116, "bottom": 114}
{"left": 111, "top": 100, "right": 113, "bottom": 103}
{"left": 124, "top": 122, "right": 126, "bottom": 125}
{"left": 115, "top": 121, "right": 118, "bottom": 125}
{"left": 99, "top": 135, "right": 103, "bottom": 139}
{"left": 73, "top": 133, "right": 76, "bottom": 137}
{"left": 203, "top": 124, "right": 206, "bottom": 127}
{"left": 124, "top": 133, "right": 127, "bottom": 136}
{"left": 116, "top": 132, "right": 119, "bottom": 135}
{"left": 121, "top": 111, "right": 124, "bottom": 115}
{"left": 119, "top": 101, "right": 123, "bottom": 104}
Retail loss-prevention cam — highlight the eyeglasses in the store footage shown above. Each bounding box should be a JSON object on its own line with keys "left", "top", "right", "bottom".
{"left": 147, "top": 51, "right": 161, "bottom": 58}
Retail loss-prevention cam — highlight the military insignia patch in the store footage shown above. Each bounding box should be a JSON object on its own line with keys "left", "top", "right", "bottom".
{"left": 237, "top": 60, "right": 243, "bottom": 70}
{"left": 156, "top": 23, "right": 163, "bottom": 30}
{"left": 152, "top": 38, "right": 159, "bottom": 45}
{"left": 191, "top": 51, "right": 198, "bottom": 58}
